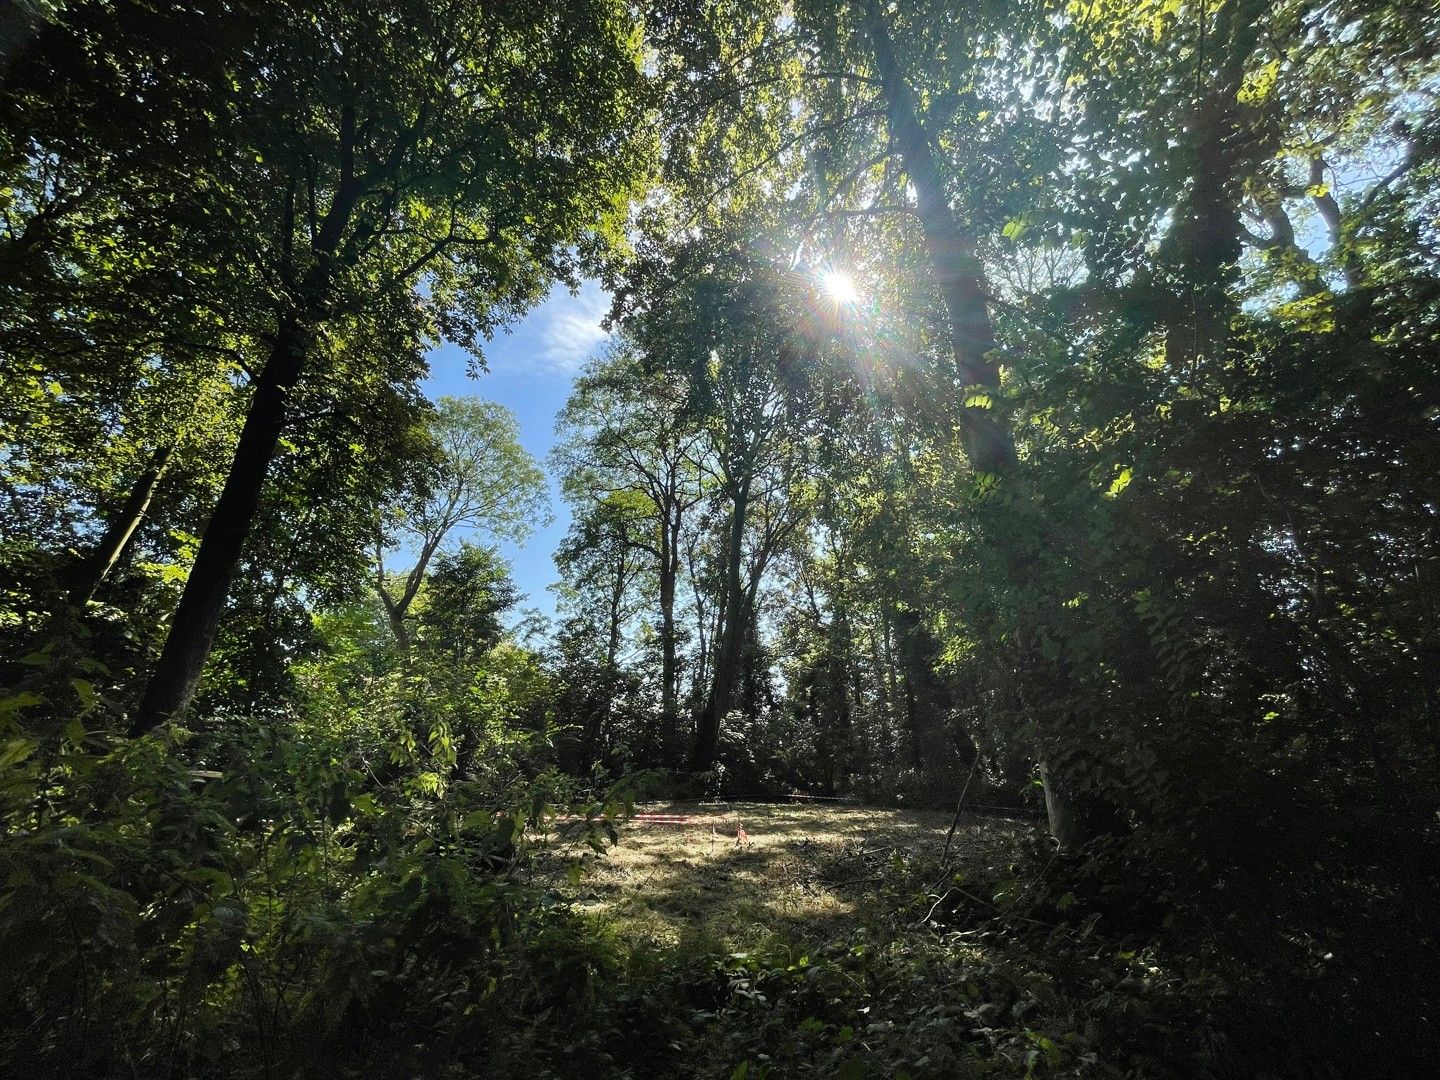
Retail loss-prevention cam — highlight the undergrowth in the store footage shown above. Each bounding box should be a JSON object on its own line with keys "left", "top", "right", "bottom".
{"left": 3, "top": 712, "right": 1435, "bottom": 1080}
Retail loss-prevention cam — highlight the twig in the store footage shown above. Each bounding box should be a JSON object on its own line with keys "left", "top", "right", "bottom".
{"left": 927, "top": 758, "right": 980, "bottom": 892}
{"left": 914, "top": 884, "right": 1054, "bottom": 930}
{"left": 916, "top": 887, "right": 957, "bottom": 926}
{"left": 939, "top": 757, "right": 979, "bottom": 865}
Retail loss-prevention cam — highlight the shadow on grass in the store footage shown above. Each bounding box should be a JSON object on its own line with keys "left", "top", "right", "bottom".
{"left": 563, "top": 802, "right": 1029, "bottom": 951}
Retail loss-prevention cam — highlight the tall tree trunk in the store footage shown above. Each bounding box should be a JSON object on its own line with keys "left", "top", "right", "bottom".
{"left": 863, "top": 0, "right": 1013, "bottom": 477}
{"left": 688, "top": 534, "right": 711, "bottom": 725}
{"left": 864, "top": 0, "right": 1094, "bottom": 843}
{"left": 70, "top": 442, "right": 175, "bottom": 605}
{"left": 893, "top": 607, "right": 965, "bottom": 783}
{"left": 1160, "top": 0, "right": 1264, "bottom": 372}
{"left": 659, "top": 513, "right": 680, "bottom": 764}
{"left": 606, "top": 565, "right": 624, "bottom": 672}
{"left": 131, "top": 321, "right": 308, "bottom": 735}
{"left": 696, "top": 479, "right": 749, "bottom": 768}
{"left": 376, "top": 584, "right": 412, "bottom": 651}
{"left": 131, "top": 108, "right": 362, "bottom": 736}
{"left": 870, "top": 617, "right": 895, "bottom": 772}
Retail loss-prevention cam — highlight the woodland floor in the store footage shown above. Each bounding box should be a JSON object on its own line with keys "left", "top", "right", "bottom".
{"left": 538, "top": 802, "right": 1034, "bottom": 952}
{"left": 513, "top": 803, "right": 1429, "bottom": 1078}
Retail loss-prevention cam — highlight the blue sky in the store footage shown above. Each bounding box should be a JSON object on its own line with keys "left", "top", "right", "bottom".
{"left": 420, "top": 280, "right": 610, "bottom": 624}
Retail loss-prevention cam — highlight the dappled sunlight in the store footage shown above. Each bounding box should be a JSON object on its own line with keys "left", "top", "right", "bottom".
{"left": 544, "top": 802, "right": 996, "bottom": 950}
{"left": 8, "top": 0, "right": 1436, "bottom": 1072}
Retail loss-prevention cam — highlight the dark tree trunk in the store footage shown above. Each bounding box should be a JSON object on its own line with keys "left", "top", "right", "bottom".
{"left": 130, "top": 107, "right": 369, "bottom": 736}
{"left": 659, "top": 513, "right": 680, "bottom": 764}
{"left": 864, "top": 0, "right": 1101, "bottom": 842}
{"left": 863, "top": 0, "right": 1013, "bottom": 478}
{"left": 606, "top": 569, "right": 624, "bottom": 672}
{"left": 696, "top": 480, "right": 749, "bottom": 768}
{"left": 131, "top": 321, "right": 308, "bottom": 735}
{"left": 893, "top": 607, "right": 967, "bottom": 783}
{"left": 869, "top": 620, "right": 895, "bottom": 772}
{"left": 902, "top": 671, "right": 923, "bottom": 770}
{"left": 70, "top": 442, "right": 175, "bottom": 604}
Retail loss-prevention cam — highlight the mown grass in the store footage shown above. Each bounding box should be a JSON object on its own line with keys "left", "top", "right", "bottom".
{"left": 516, "top": 802, "right": 1440, "bottom": 1080}
{"left": 512, "top": 804, "right": 1211, "bottom": 1079}
{"left": 540, "top": 801, "right": 1031, "bottom": 952}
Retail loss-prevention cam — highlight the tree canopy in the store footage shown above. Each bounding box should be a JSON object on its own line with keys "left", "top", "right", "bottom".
{"left": 2, "top": 1, "right": 1438, "bottom": 1077}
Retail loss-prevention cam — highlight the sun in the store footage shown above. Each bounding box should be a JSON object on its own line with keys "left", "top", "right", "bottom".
{"left": 821, "top": 269, "right": 860, "bottom": 306}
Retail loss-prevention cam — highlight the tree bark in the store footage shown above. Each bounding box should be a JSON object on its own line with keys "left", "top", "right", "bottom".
{"left": 659, "top": 510, "right": 680, "bottom": 764}
{"left": 131, "top": 321, "right": 307, "bottom": 734}
{"left": 606, "top": 556, "right": 624, "bottom": 672}
{"left": 863, "top": 0, "right": 1094, "bottom": 842}
{"left": 1160, "top": 0, "right": 1265, "bottom": 373}
{"left": 892, "top": 607, "right": 965, "bottom": 783}
{"left": 376, "top": 577, "right": 413, "bottom": 651}
{"left": 695, "top": 478, "right": 750, "bottom": 768}
{"left": 130, "top": 105, "right": 372, "bottom": 734}
{"left": 863, "top": 0, "right": 1014, "bottom": 477}
{"left": 70, "top": 442, "right": 175, "bottom": 605}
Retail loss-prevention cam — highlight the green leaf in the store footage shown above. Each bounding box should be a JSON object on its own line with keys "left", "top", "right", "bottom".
{"left": 0, "top": 691, "right": 44, "bottom": 717}
{"left": 71, "top": 678, "right": 98, "bottom": 713}
{"left": 1027, "top": 1030, "right": 1063, "bottom": 1065}
{"left": 0, "top": 737, "right": 39, "bottom": 770}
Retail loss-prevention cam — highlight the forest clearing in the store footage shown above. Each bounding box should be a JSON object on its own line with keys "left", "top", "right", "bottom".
{"left": 553, "top": 802, "right": 991, "bottom": 944}
{"left": 518, "top": 802, "right": 1198, "bottom": 1080}
{"left": 3, "top": 0, "right": 1439, "bottom": 1076}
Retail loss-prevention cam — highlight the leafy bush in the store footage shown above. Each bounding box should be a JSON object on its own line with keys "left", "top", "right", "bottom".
{"left": 0, "top": 660, "right": 628, "bottom": 1079}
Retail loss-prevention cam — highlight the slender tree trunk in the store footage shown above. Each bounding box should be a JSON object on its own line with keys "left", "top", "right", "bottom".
{"left": 606, "top": 568, "right": 623, "bottom": 672}
{"left": 70, "top": 442, "right": 175, "bottom": 605}
{"left": 131, "top": 321, "right": 308, "bottom": 734}
{"left": 374, "top": 530, "right": 451, "bottom": 652}
{"left": 828, "top": 609, "right": 853, "bottom": 796}
{"left": 1038, "top": 761, "right": 1085, "bottom": 848}
{"left": 377, "top": 586, "right": 412, "bottom": 651}
{"left": 659, "top": 513, "right": 680, "bottom": 764}
{"left": 869, "top": 618, "right": 895, "bottom": 773}
{"left": 690, "top": 558, "right": 710, "bottom": 722}
{"left": 696, "top": 479, "right": 749, "bottom": 767}
{"left": 893, "top": 607, "right": 964, "bottom": 783}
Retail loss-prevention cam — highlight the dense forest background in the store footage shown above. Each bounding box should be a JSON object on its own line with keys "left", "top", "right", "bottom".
{"left": 2, "top": 0, "right": 1438, "bottom": 1076}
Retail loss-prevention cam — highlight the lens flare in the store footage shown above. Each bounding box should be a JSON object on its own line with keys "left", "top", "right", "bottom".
{"left": 821, "top": 269, "right": 860, "bottom": 305}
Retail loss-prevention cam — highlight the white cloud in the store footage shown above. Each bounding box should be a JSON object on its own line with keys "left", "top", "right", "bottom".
{"left": 531, "top": 280, "right": 611, "bottom": 375}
